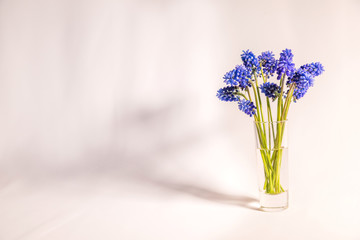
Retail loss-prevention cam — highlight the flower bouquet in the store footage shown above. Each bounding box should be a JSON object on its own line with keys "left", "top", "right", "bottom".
{"left": 217, "top": 49, "right": 324, "bottom": 210}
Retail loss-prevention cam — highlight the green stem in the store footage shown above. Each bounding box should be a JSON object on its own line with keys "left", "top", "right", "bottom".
{"left": 267, "top": 99, "right": 276, "bottom": 142}
{"left": 273, "top": 84, "right": 295, "bottom": 192}
{"left": 260, "top": 65, "right": 267, "bottom": 83}
{"left": 271, "top": 74, "right": 286, "bottom": 193}
{"left": 249, "top": 81, "right": 261, "bottom": 120}
{"left": 281, "top": 83, "right": 295, "bottom": 120}
{"left": 249, "top": 81, "right": 268, "bottom": 151}
{"left": 277, "top": 74, "right": 286, "bottom": 121}
{"left": 254, "top": 74, "right": 265, "bottom": 123}
{"left": 259, "top": 69, "right": 276, "bottom": 139}
{"left": 254, "top": 74, "right": 268, "bottom": 156}
{"left": 249, "top": 88, "right": 276, "bottom": 190}
{"left": 235, "top": 92, "right": 249, "bottom": 101}
{"left": 267, "top": 108, "right": 271, "bottom": 151}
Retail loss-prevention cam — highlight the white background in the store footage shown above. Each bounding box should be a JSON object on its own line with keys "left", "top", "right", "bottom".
{"left": 1, "top": 0, "right": 360, "bottom": 239}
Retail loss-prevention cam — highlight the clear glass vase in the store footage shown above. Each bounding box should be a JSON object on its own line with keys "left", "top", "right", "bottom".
{"left": 254, "top": 120, "right": 289, "bottom": 211}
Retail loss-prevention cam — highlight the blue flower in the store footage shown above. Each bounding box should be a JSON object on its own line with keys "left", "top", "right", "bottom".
{"left": 276, "top": 49, "right": 296, "bottom": 80}
{"left": 289, "top": 69, "right": 314, "bottom": 89}
{"left": 260, "top": 82, "right": 281, "bottom": 100}
{"left": 238, "top": 99, "right": 256, "bottom": 117}
{"left": 288, "top": 69, "right": 314, "bottom": 101}
{"left": 216, "top": 86, "right": 240, "bottom": 102}
{"left": 241, "top": 50, "right": 260, "bottom": 72}
{"left": 258, "top": 51, "right": 277, "bottom": 76}
{"left": 223, "top": 65, "right": 251, "bottom": 89}
{"left": 293, "top": 85, "right": 309, "bottom": 101}
{"left": 300, "top": 62, "right": 324, "bottom": 77}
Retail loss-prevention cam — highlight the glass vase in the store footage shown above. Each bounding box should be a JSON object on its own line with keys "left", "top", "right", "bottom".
{"left": 254, "top": 120, "right": 289, "bottom": 211}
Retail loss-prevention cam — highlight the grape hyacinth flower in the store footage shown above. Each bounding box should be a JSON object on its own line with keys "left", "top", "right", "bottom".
{"left": 300, "top": 62, "right": 325, "bottom": 77}
{"left": 292, "top": 85, "right": 309, "bottom": 101}
{"left": 223, "top": 65, "right": 251, "bottom": 89}
{"left": 276, "top": 49, "right": 296, "bottom": 80}
{"left": 290, "top": 69, "right": 314, "bottom": 89}
{"left": 288, "top": 68, "right": 317, "bottom": 101}
{"left": 258, "top": 51, "right": 277, "bottom": 77}
{"left": 238, "top": 99, "right": 256, "bottom": 117}
{"left": 216, "top": 86, "right": 240, "bottom": 102}
{"left": 260, "top": 82, "right": 281, "bottom": 100}
{"left": 241, "top": 50, "right": 260, "bottom": 72}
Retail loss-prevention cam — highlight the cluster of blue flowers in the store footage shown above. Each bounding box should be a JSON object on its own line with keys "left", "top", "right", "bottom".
{"left": 216, "top": 86, "right": 240, "bottom": 102}
{"left": 217, "top": 49, "right": 324, "bottom": 117}
{"left": 223, "top": 65, "right": 251, "bottom": 89}
{"left": 238, "top": 99, "right": 256, "bottom": 117}
{"left": 258, "top": 51, "right": 277, "bottom": 77}
{"left": 300, "top": 62, "right": 324, "bottom": 77}
{"left": 289, "top": 62, "right": 324, "bottom": 101}
{"left": 289, "top": 69, "right": 314, "bottom": 88}
{"left": 260, "top": 82, "right": 281, "bottom": 100}
{"left": 276, "top": 49, "right": 296, "bottom": 80}
{"left": 241, "top": 50, "right": 260, "bottom": 73}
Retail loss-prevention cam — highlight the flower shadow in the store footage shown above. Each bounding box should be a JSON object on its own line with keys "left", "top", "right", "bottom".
{"left": 153, "top": 180, "right": 260, "bottom": 211}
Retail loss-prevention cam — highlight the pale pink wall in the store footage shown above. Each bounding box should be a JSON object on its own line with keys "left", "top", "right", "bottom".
{"left": 0, "top": 0, "right": 359, "bottom": 196}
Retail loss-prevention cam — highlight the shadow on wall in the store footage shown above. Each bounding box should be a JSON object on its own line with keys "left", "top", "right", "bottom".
{"left": 82, "top": 98, "right": 259, "bottom": 211}
{"left": 2, "top": 98, "right": 203, "bottom": 177}
{"left": 1, "top": 96, "right": 259, "bottom": 211}
{"left": 108, "top": 98, "right": 210, "bottom": 174}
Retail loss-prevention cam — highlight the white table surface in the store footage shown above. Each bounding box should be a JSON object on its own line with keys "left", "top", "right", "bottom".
{"left": 1, "top": 158, "right": 359, "bottom": 240}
